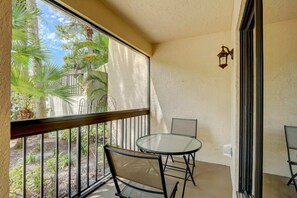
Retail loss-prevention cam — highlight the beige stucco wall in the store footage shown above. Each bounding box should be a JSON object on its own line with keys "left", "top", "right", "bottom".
{"left": 229, "top": 0, "right": 246, "bottom": 197}
{"left": 107, "top": 39, "right": 149, "bottom": 111}
{"left": 150, "top": 31, "right": 232, "bottom": 166}
{"left": 263, "top": 18, "right": 297, "bottom": 177}
{"left": 228, "top": 3, "right": 297, "bottom": 196}
{"left": 54, "top": 0, "right": 153, "bottom": 56}
{"left": 0, "top": 0, "right": 11, "bottom": 196}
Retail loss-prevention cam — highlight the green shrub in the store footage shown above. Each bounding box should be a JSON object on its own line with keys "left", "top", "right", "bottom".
{"left": 60, "top": 124, "right": 108, "bottom": 143}
{"left": 46, "top": 153, "right": 74, "bottom": 172}
{"left": 10, "top": 164, "right": 43, "bottom": 197}
{"left": 9, "top": 164, "right": 23, "bottom": 197}
{"left": 27, "top": 166, "right": 41, "bottom": 195}
{"left": 26, "top": 153, "right": 37, "bottom": 164}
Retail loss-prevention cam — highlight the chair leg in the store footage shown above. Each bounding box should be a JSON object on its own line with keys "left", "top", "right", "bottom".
{"left": 164, "top": 155, "right": 169, "bottom": 171}
{"left": 288, "top": 165, "right": 297, "bottom": 192}
{"left": 171, "top": 185, "right": 178, "bottom": 198}
{"left": 170, "top": 155, "right": 174, "bottom": 162}
{"left": 292, "top": 177, "right": 297, "bottom": 192}
{"left": 291, "top": 173, "right": 297, "bottom": 192}
{"left": 191, "top": 153, "right": 195, "bottom": 176}
{"left": 287, "top": 177, "right": 293, "bottom": 186}
{"left": 190, "top": 152, "right": 195, "bottom": 167}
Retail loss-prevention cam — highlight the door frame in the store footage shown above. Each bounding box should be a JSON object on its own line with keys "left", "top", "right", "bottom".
{"left": 238, "top": 0, "right": 263, "bottom": 197}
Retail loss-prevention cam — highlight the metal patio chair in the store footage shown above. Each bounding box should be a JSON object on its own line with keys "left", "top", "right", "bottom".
{"left": 164, "top": 118, "right": 198, "bottom": 170}
{"left": 104, "top": 145, "right": 179, "bottom": 198}
{"left": 284, "top": 125, "right": 297, "bottom": 192}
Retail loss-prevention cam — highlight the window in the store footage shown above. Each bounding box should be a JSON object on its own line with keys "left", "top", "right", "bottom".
{"left": 11, "top": 0, "right": 149, "bottom": 120}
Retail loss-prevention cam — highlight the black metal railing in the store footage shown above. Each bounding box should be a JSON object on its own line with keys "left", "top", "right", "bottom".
{"left": 10, "top": 109, "right": 149, "bottom": 198}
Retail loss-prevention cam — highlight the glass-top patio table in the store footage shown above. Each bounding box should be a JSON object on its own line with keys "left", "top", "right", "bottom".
{"left": 136, "top": 133, "right": 202, "bottom": 198}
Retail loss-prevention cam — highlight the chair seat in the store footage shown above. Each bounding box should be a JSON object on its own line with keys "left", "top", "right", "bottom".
{"left": 120, "top": 179, "right": 178, "bottom": 198}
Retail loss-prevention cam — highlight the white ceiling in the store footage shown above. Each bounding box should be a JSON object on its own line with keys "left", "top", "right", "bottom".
{"left": 101, "top": 0, "right": 297, "bottom": 44}
{"left": 101, "top": 0, "right": 234, "bottom": 44}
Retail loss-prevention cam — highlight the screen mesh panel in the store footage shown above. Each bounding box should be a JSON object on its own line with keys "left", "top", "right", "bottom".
{"left": 108, "top": 147, "right": 163, "bottom": 190}
{"left": 285, "top": 126, "right": 297, "bottom": 150}
{"left": 171, "top": 118, "right": 197, "bottom": 138}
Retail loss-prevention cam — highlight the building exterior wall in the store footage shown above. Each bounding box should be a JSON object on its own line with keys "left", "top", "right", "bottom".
{"left": 107, "top": 39, "right": 149, "bottom": 111}
{"left": 263, "top": 18, "right": 297, "bottom": 177}
{"left": 0, "top": 0, "right": 11, "bottom": 196}
{"left": 150, "top": 31, "right": 232, "bottom": 166}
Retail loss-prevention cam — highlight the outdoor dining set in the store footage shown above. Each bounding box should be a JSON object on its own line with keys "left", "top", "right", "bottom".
{"left": 104, "top": 118, "right": 202, "bottom": 198}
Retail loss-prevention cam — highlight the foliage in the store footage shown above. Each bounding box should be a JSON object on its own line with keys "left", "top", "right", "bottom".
{"left": 26, "top": 166, "right": 41, "bottom": 196}
{"left": 9, "top": 164, "right": 23, "bottom": 197}
{"left": 11, "top": 62, "right": 75, "bottom": 103}
{"left": 60, "top": 124, "right": 106, "bottom": 143}
{"left": 45, "top": 152, "right": 74, "bottom": 172}
{"left": 11, "top": 0, "right": 75, "bottom": 119}
{"left": 11, "top": 0, "right": 48, "bottom": 68}
{"left": 26, "top": 153, "right": 37, "bottom": 164}
{"left": 45, "top": 156, "right": 56, "bottom": 175}
{"left": 9, "top": 164, "right": 42, "bottom": 197}
{"left": 56, "top": 20, "right": 109, "bottom": 97}
{"left": 56, "top": 21, "right": 109, "bottom": 70}
{"left": 60, "top": 124, "right": 109, "bottom": 156}
{"left": 98, "top": 144, "right": 104, "bottom": 154}
{"left": 11, "top": 92, "right": 34, "bottom": 120}
{"left": 59, "top": 153, "right": 74, "bottom": 168}
{"left": 88, "top": 71, "right": 108, "bottom": 97}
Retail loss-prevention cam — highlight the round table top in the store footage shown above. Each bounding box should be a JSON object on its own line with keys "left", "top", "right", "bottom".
{"left": 136, "top": 133, "right": 202, "bottom": 155}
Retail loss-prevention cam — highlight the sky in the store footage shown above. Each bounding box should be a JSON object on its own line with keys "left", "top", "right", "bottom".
{"left": 36, "top": 0, "right": 72, "bottom": 66}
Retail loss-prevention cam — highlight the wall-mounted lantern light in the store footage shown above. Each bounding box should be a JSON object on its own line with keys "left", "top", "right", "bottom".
{"left": 217, "top": 45, "right": 234, "bottom": 69}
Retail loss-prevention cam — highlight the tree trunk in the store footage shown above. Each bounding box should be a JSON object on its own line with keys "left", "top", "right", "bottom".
{"left": 83, "top": 25, "right": 94, "bottom": 109}
{"left": 13, "top": 107, "right": 35, "bottom": 149}
{"left": 27, "top": 0, "right": 47, "bottom": 118}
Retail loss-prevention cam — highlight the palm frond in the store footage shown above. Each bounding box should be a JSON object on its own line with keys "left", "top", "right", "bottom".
{"left": 12, "top": 40, "right": 49, "bottom": 64}
{"left": 90, "top": 88, "right": 107, "bottom": 97}
{"left": 11, "top": 66, "right": 43, "bottom": 97}
{"left": 33, "top": 63, "right": 75, "bottom": 103}
{"left": 12, "top": 0, "right": 40, "bottom": 36}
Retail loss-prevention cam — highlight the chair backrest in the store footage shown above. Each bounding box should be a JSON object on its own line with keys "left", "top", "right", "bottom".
{"left": 284, "top": 126, "right": 297, "bottom": 161}
{"left": 171, "top": 118, "right": 197, "bottom": 138}
{"left": 104, "top": 145, "right": 168, "bottom": 197}
{"left": 284, "top": 126, "right": 297, "bottom": 150}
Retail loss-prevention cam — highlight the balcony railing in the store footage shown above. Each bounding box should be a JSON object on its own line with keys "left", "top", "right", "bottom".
{"left": 10, "top": 108, "right": 150, "bottom": 198}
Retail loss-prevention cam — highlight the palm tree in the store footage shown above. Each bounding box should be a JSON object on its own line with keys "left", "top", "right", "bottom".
{"left": 11, "top": 0, "right": 73, "bottom": 119}
{"left": 11, "top": 63, "right": 74, "bottom": 120}
{"left": 11, "top": 0, "right": 47, "bottom": 67}
{"left": 56, "top": 21, "right": 109, "bottom": 98}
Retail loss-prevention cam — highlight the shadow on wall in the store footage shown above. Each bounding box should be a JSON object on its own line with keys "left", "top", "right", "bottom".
{"left": 198, "top": 126, "right": 214, "bottom": 144}
{"left": 150, "top": 81, "right": 169, "bottom": 134}
{"left": 107, "top": 39, "right": 148, "bottom": 111}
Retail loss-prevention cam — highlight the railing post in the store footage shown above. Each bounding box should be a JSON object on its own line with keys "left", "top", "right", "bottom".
{"left": 23, "top": 137, "right": 27, "bottom": 198}
{"left": 40, "top": 134, "right": 44, "bottom": 197}
{"left": 87, "top": 125, "right": 90, "bottom": 187}
{"left": 103, "top": 123, "right": 106, "bottom": 175}
{"left": 56, "top": 131, "right": 59, "bottom": 197}
{"left": 76, "top": 127, "right": 81, "bottom": 195}
{"left": 68, "top": 129, "right": 71, "bottom": 197}
{"left": 95, "top": 124, "right": 98, "bottom": 181}
{"left": 110, "top": 121, "right": 113, "bottom": 146}
{"left": 121, "top": 120, "right": 124, "bottom": 148}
